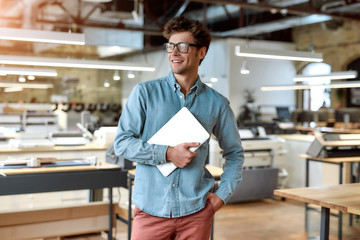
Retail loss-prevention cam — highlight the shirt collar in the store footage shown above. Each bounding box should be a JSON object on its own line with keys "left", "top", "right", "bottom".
{"left": 167, "top": 71, "right": 204, "bottom": 95}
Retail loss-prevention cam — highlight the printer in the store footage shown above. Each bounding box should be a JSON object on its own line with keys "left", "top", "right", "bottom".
{"left": 307, "top": 132, "right": 360, "bottom": 158}
{"left": 50, "top": 132, "right": 88, "bottom": 146}
{"left": 209, "top": 126, "right": 288, "bottom": 203}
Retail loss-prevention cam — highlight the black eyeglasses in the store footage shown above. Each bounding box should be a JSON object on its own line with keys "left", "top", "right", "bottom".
{"left": 164, "top": 42, "right": 202, "bottom": 53}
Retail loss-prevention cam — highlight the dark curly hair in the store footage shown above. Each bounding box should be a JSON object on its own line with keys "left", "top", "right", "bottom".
{"left": 163, "top": 16, "right": 211, "bottom": 63}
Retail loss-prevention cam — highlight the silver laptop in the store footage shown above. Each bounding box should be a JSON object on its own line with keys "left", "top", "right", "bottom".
{"left": 147, "top": 107, "right": 210, "bottom": 177}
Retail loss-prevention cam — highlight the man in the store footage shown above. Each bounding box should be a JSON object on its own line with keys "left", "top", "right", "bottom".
{"left": 114, "top": 16, "right": 244, "bottom": 240}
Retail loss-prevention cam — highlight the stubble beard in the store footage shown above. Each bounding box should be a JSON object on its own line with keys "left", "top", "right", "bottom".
{"left": 171, "top": 64, "right": 186, "bottom": 75}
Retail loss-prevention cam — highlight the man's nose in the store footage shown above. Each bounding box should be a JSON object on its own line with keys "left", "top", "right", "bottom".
{"left": 171, "top": 47, "right": 181, "bottom": 55}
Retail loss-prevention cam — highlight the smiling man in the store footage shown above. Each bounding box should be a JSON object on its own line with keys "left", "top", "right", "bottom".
{"left": 114, "top": 16, "right": 244, "bottom": 240}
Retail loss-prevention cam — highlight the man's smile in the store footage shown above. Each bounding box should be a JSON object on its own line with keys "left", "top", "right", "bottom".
{"left": 171, "top": 59, "right": 183, "bottom": 63}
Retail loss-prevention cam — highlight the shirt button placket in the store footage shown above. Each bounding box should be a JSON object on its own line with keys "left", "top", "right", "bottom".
{"left": 179, "top": 93, "right": 185, "bottom": 107}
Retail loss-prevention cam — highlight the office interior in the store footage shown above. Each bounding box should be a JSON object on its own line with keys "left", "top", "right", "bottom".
{"left": 0, "top": 0, "right": 360, "bottom": 239}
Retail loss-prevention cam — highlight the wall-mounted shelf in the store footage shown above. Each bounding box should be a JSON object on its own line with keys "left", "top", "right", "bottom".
{"left": 0, "top": 112, "right": 58, "bottom": 133}
{"left": 0, "top": 113, "right": 23, "bottom": 131}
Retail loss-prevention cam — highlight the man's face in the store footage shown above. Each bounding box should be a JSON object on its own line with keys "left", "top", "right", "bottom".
{"left": 167, "top": 31, "right": 206, "bottom": 75}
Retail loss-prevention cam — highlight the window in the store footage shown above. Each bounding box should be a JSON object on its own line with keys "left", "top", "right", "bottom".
{"left": 301, "top": 63, "right": 331, "bottom": 111}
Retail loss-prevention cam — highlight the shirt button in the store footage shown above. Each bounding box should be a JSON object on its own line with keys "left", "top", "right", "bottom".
{"left": 180, "top": 96, "right": 183, "bottom": 98}
{"left": 172, "top": 184, "right": 175, "bottom": 187}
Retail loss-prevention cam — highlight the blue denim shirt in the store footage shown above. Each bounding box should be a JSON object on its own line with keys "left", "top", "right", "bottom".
{"left": 114, "top": 72, "right": 244, "bottom": 218}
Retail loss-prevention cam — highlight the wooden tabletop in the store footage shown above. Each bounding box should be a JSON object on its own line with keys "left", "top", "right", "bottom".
{"left": 295, "top": 126, "right": 360, "bottom": 134}
{"left": 205, "top": 165, "right": 223, "bottom": 178}
{"left": 274, "top": 183, "right": 360, "bottom": 214}
{"left": 128, "top": 165, "right": 223, "bottom": 178}
{"left": 0, "top": 163, "right": 120, "bottom": 176}
{"left": 298, "top": 154, "right": 360, "bottom": 163}
{"left": 348, "top": 206, "right": 360, "bottom": 215}
{"left": 0, "top": 142, "right": 108, "bottom": 154}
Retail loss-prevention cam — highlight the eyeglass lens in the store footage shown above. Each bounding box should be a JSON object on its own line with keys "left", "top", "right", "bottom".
{"left": 165, "top": 43, "right": 189, "bottom": 53}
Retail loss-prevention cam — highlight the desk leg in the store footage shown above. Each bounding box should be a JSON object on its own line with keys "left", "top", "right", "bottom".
{"left": 306, "top": 159, "right": 309, "bottom": 187}
{"left": 305, "top": 159, "right": 309, "bottom": 232}
{"left": 305, "top": 203, "right": 309, "bottom": 232}
{"left": 338, "top": 212, "right": 342, "bottom": 240}
{"left": 357, "top": 163, "right": 360, "bottom": 222}
{"left": 349, "top": 163, "right": 354, "bottom": 226}
{"left": 320, "top": 207, "right": 330, "bottom": 240}
{"left": 338, "top": 163, "right": 343, "bottom": 240}
{"left": 128, "top": 175, "right": 133, "bottom": 240}
{"left": 89, "top": 189, "right": 104, "bottom": 202}
{"left": 210, "top": 218, "right": 214, "bottom": 240}
{"left": 109, "top": 188, "right": 113, "bottom": 240}
{"left": 339, "top": 163, "right": 343, "bottom": 185}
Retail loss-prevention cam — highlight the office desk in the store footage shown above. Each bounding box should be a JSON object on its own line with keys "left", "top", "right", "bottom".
{"left": 0, "top": 142, "right": 108, "bottom": 154}
{"left": 298, "top": 154, "right": 360, "bottom": 239}
{"left": 295, "top": 126, "right": 360, "bottom": 134}
{"left": 274, "top": 183, "right": 360, "bottom": 240}
{"left": 0, "top": 143, "right": 108, "bottom": 167}
{"left": 125, "top": 166, "right": 223, "bottom": 240}
{"left": 298, "top": 154, "right": 360, "bottom": 186}
{"left": 348, "top": 206, "right": 360, "bottom": 215}
{"left": 0, "top": 164, "right": 127, "bottom": 240}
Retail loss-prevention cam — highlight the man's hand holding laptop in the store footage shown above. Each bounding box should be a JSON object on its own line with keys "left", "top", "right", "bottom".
{"left": 166, "top": 142, "right": 200, "bottom": 168}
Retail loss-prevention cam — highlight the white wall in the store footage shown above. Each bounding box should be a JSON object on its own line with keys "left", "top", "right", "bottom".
{"left": 198, "top": 39, "right": 229, "bottom": 98}
{"left": 121, "top": 51, "right": 171, "bottom": 104}
{"left": 227, "top": 38, "right": 297, "bottom": 117}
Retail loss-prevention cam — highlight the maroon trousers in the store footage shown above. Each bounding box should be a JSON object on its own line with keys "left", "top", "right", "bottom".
{"left": 131, "top": 200, "right": 215, "bottom": 240}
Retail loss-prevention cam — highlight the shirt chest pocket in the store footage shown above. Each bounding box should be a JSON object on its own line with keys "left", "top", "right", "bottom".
{"left": 194, "top": 113, "right": 217, "bottom": 134}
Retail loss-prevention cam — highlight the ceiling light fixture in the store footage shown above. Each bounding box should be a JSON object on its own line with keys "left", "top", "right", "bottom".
{"left": 0, "top": 82, "right": 53, "bottom": 89}
{"left": 293, "top": 70, "right": 358, "bottom": 82}
{"left": 113, "top": 70, "right": 121, "bottom": 81}
{"left": 240, "top": 60, "right": 250, "bottom": 75}
{"left": 210, "top": 77, "right": 218, "bottom": 82}
{"left": 0, "top": 28, "right": 85, "bottom": 45}
{"left": 0, "top": 66, "right": 58, "bottom": 77}
{"left": 27, "top": 75, "right": 35, "bottom": 80}
{"left": 235, "top": 46, "right": 323, "bottom": 62}
{"left": 261, "top": 81, "right": 360, "bottom": 91}
{"left": 4, "top": 87, "right": 23, "bottom": 93}
{"left": 104, "top": 79, "right": 110, "bottom": 87}
{"left": 0, "top": 55, "right": 156, "bottom": 72}
{"left": 128, "top": 71, "right": 136, "bottom": 78}
{"left": 18, "top": 75, "right": 26, "bottom": 82}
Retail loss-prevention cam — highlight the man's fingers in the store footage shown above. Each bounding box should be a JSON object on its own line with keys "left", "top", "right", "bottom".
{"left": 166, "top": 143, "right": 200, "bottom": 168}
{"left": 183, "top": 142, "right": 200, "bottom": 149}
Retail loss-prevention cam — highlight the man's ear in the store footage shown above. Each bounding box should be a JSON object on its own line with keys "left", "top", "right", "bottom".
{"left": 198, "top": 46, "right": 207, "bottom": 60}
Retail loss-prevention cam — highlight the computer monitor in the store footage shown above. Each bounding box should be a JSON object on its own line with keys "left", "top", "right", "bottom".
{"left": 298, "top": 111, "right": 313, "bottom": 123}
{"left": 276, "top": 107, "right": 292, "bottom": 122}
{"left": 314, "top": 110, "right": 329, "bottom": 122}
{"left": 297, "top": 110, "right": 328, "bottom": 123}
{"left": 335, "top": 108, "right": 360, "bottom": 123}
